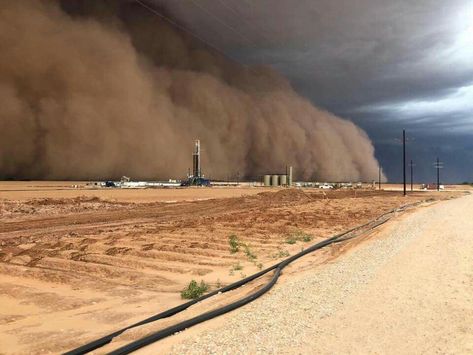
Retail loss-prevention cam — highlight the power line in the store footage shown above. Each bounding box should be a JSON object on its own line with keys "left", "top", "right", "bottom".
{"left": 216, "top": 0, "right": 273, "bottom": 44}
{"left": 188, "top": 0, "right": 255, "bottom": 47}
{"left": 133, "top": 0, "right": 242, "bottom": 64}
{"left": 214, "top": 0, "right": 270, "bottom": 65}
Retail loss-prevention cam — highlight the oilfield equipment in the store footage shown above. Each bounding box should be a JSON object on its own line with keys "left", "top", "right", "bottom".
{"left": 183, "top": 139, "right": 210, "bottom": 186}
{"left": 263, "top": 166, "right": 293, "bottom": 187}
{"left": 192, "top": 139, "right": 201, "bottom": 178}
{"left": 99, "top": 140, "right": 300, "bottom": 189}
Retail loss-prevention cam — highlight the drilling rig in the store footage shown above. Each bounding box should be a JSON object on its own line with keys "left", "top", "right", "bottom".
{"left": 182, "top": 139, "right": 210, "bottom": 186}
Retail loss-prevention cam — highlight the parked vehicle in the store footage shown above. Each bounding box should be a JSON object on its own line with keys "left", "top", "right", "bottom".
{"left": 319, "top": 183, "right": 333, "bottom": 189}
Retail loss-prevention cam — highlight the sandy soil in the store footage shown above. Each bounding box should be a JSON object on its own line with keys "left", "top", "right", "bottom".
{"left": 0, "top": 182, "right": 465, "bottom": 354}
{"left": 297, "top": 193, "right": 473, "bottom": 354}
{"left": 0, "top": 181, "right": 268, "bottom": 203}
{"left": 167, "top": 193, "right": 473, "bottom": 354}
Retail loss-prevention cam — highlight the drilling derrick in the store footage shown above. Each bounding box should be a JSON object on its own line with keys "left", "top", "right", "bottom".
{"left": 192, "top": 139, "right": 201, "bottom": 178}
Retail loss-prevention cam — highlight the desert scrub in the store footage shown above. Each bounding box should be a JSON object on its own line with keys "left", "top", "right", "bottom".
{"left": 285, "top": 235, "right": 297, "bottom": 244}
{"left": 285, "top": 230, "right": 313, "bottom": 244}
{"left": 232, "top": 262, "right": 243, "bottom": 271}
{"left": 229, "top": 234, "right": 240, "bottom": 253}
{"left": 301, "top": 233, "right": 313, "bottom": 242}
{"left": 181, "top": 280, "right": 209, "bottom": 299}
{"left": 243, "top": 244, "right": 257, "bottom": 261}
{"left": 273, "top": 249, "right": 290, "bottom": 258}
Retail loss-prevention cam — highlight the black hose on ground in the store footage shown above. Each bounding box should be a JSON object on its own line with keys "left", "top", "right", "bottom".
{"left": 65, "top": 202, "right": 421, "bottom": 355}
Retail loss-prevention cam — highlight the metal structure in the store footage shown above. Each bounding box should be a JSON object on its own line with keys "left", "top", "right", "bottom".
{"left": 403, "top": 129, "right": 406, "bottom": 196}
{"left": 271, "top": 174, "right": 279, "bottom": 187}
{"left": 409, "top": 160, "right": 416, "bottom": 191}
{"left": 288, "top": 166, "right": 293, "bottom": 186}
{"left": 183, "top": 139, "right": 210, "bottom": 186}
{"left": 192, "top": 139, "right": 201, "bottom": 178}
{"left": 378, "top": 166, "right": 382, "bottom": 190}
{"left": 263, "top": 175, "right": 271, "bottom": 186}
{"left": 279, "top": 174, "right": 287, "bottom": 186}
{"left": 434, "top": 157, "right": 444, "bottom": 191}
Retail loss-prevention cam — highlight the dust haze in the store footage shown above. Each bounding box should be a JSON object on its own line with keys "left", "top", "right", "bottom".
{"left": 0, "top": 0, "right": 384, "bottom": 181}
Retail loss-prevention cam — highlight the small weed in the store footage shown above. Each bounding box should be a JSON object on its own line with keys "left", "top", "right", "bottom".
{"left": 285, "top": 236, "right": 297, "bottom": 244}
{"left": 301, "top": 234, "right": 313, "bottom": 242}
{"left": 181, "top": 280, "right": 209, "bottom": 299}
{"left": 229, "top": 234, "right": 240, "bottom": 253}
{"left": 232, "top": 262, "right": 243, "bottom": 271}
{"left": 285, "top": 230, "right": 313, "bottom": 244}
{"left": 257, "top": 263, "right": 263, "bottom": 270}
{"left": 274, "top": 250, "right": 290, "bottom": 258}
{"left": 216, "top": 279, "right": 222, "bottom": 288}
{"left": 243, "top": 244, "right": 257, "bottom": 261}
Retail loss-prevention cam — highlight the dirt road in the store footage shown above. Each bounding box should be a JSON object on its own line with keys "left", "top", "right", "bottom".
{"left": 169, "top": 193, "right": 473, "bottom": 354}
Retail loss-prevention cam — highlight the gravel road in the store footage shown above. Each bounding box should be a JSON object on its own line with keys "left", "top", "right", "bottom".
{"left": 165, "top": 194, "right": 473, "bottom": 354}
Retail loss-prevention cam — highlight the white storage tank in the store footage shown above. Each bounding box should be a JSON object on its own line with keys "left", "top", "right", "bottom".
{"left": 279, "top": 174, "right": 287, "bottom": 186}
{"left": 263, "top": 175, "right": 271, "bottom": 186}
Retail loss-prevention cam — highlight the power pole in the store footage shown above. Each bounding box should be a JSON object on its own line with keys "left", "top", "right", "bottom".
{"left": 434, "top": 158, "right": 444, "bottom": 191}
{"left": 378, "top": 166, "right": 382, "bottom": 190}
{"left": 403, "top": 129, "right": 406, "bottom": 196}
{"left": 409, "top": 160, "right": 415, "bottom": 191}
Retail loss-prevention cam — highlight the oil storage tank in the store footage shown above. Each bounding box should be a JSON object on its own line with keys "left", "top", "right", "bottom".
{"left": 263, "top": 175, "right": 271, "bottom": 187}
{"left": 271, "top": 174, "right": 279, "bottom": 186}
{"left": 280, "top": 174, "right": 287, "bottom": 186}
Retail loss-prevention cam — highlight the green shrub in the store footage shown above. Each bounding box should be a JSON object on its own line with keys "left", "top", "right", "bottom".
{"left": 285, "top": 230, "right": 313, "bottom": 244}
{"left": 302, "top": 234, "right": 313, "bottom": 242}
{"left": 285, "top": 236, "right": 297, "bottom": 244}
{"left": 229, "top": 234, "right": 240, "bottom": 253}
{"left": 181, "top": 280, "right": 209, "bottom": 299}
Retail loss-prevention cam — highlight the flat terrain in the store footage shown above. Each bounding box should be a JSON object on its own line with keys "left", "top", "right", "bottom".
{"left": 0, "top": 181, "right": 267, "bottom": 202}
{"left": 0, "top": 182, "right": 466, "bottom": 354}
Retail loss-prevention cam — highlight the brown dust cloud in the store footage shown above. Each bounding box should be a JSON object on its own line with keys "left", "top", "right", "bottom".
{"left": 0, "top": 0, "right": 385, "bottom": 181}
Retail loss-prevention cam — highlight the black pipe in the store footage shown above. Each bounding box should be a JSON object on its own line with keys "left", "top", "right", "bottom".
{"left": 108, "top": 237, "right": 339, "bottom": 355}
{"left": 65, "top": 202, "right": 420, "bottom": 355}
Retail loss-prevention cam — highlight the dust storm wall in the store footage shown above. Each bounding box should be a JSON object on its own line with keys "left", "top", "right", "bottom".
{"left": 0, "top": 0, "right": 384, "bottom": 181}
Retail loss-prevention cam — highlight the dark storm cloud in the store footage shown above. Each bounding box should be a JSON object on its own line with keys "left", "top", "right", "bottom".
{"left": 152, "top": 0, "right": 473, "bottom": 181}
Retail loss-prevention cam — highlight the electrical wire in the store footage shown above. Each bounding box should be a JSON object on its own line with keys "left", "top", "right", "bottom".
{"left": 133, "top": 0, "right": 242, "bottom": 64}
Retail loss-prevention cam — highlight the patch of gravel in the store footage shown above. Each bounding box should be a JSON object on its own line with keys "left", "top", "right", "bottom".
{"left": 171, "top": 206, "right": 436, "bottom": 354}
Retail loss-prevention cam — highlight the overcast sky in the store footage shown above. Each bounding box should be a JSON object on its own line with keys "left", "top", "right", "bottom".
{"left": 152, "top": 0, "right": 473, "bottom": 182}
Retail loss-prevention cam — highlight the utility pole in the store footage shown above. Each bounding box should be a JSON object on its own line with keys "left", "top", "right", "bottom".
{"left": 378, "top": 166, "right": 382, "bottom": 190}
{"left": 403, "top": 129, "right": 406, "bottom": 196}
{"left": 434, "top": 157, "right": 444, "bottom": 191}
{"left": 409, "top": 160, "right": 415, "bottom": 191}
